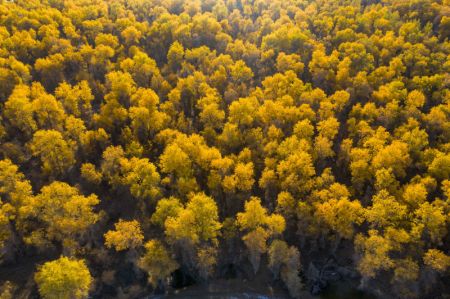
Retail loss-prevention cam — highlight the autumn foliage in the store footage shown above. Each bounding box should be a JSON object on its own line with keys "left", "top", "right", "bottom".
{"left": 0, "top": 0, "right": 448, "bottom": 298}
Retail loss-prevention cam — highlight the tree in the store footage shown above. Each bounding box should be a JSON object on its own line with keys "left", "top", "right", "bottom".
{"left": 151, "top": 197, "right": 183, "bottom": 227}
{"left": 167, "top": 41, "right": 184, "bottom": 71}
{"left": 268, "top": 240, "right": 303, "bottom": 298}
{"left": 237, "top": 197, "right": 285, "bottom": 273}
{"left": 196, "top": 246, "right": 218, "bottom": 281}
{"left": 121, "top": 26, "right": 142, "bottom": 46}
{"left": 165, "top": 193, "right": 221, "bottom": 245}
{"left": 228, "top": 96, "right": 260, "bottom": 128}
{"left": 317, "top": 117, "right": 339, "bottom": 140}
{"left": 315, "top": 197, "right": 364, "bottom": 241}
{"left": 104, "top": 219, "right": 143, "bottom": 251}
{"left": 54, "top": 81, "right": 94, "bottom": 119}
{"left": 243, "top": 227, "right": 269, "bottom": 274}
{"left": 365, "top": 190, "right": 408, "bottom": 229}
{"left": 280, "top": 246, "right": 302, "bottom": 299}
{"left": 160, "top": 143, "right": 192, "bottom": 178}
{"left": 391, "top": 258, "right": 420, "bottom": 296}
{"left": 349, "top": 147, "right": 372, "bottom": 192}
{"left": 0, "top": 0, "right": 448, "bottom": 297}
{"left": 139, "top": 240, "right": 178, "bottom": 287}
{"left": 231, "top": 162, "right": 255, "bottom": 192}
{"left": 34, "top": 53, "right": 65, "bottom": 90}
{"left": 268, "top": 240, "right": 290, "bottom": 279}
{"left": 276, "top": 191, "right": 296, "bottom": 219}
{"left": 31, "top": 83, "right": 66, "bottom": 130}
{"left": 372, "top": 141, "right": 411, "bottom": 178}
{"left": 3, "top": 85, "right": 36, "bottom": 136}
{"left": 80, "top": 163, "right": 102, "bottom": 185}
{"left": 0, "top": 280, "right": 14, "bottom": 299}
{"left": 0, "top": 200, "right": 13, "bottom": 249}
{"left": 412, "top": 201, "right": 447, "bottom": 245}
{"left": 101, "top": 146, "right": 125, "bottom": 186}
{"left": 402, "top": 182, "right": 427, "bottom": 208}
{"left": 354, "top": 230, "right": 394, "bottom": 283}
{"left": 374, "top": 168, "right": 400, "bottom": 195}
{"left": 35, "top": 257, "right": 92, "bottom": 299}
{"left": 237, "top": 197, "right": 269, "bottom": 231}
{"left": 120, "top": 51, "right": 162, "bottom": 88}
{"left": 28, "top": 130, "right": 75, "bottom": 177}
{"left": 423, "top": 249, "right": 450, "bottom": 273}
{"left": 121, "top": 157, "right": 161, "bottom": 202}
{"left": 428, "top": 153, "right": 450, "bottom": 181}
{"left": 105, "top": 71, "right": 136, "bottom": 105}
{"left": 164, "top": 193, "right": 221, "bottom": 278}
{"left": 0, "top": 56, "right": 31, "bottom": 101}
{"left": 159, "top": 142, "right": 199, "bottom": 197}
{"left": 229, "top": 60, "right": 253, "bottom": 85}
{"left": 276, "top": 53, "right": 304, "bottom": 75}
{"left": 129, "top": 89, "right": 168, "bottom": 141}
{"left": 276, "top": 151, "right": 315, "bottom": 195}
{"left": 18, "top": 182, "right": 99, "bottom": 251}
{"left": 0, "top": 159, "right": 32, "bottom": 208}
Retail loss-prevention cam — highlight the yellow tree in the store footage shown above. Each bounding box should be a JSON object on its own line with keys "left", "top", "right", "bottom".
{"left": 165, "top": 193, "right": 221, "bottom": 245}
{"left": 276, "top": 151, "right": 316, "bottom": 195}
{"left": 54, "top": 81, "right": 94, "bottom": 119}
{"left": 268, "top": 240, "right": 303, "bottom": 298}
{"left": 164, "top": 193, "right": 221, "bottom": 279}
{"left": 412, "top": 201, "right": 447, "bottom": 245}
{"left": 104, "top": 219, "right": 144, "bottom": 251}
{"left": 0, "top": 200, "right": 13, "bottom": 249}
{"left": 30, "top": 83, "right": 66, "bottom": 130}
{"left": 372, "top": 141, "right": 411, "bottom": 179}
{"left": 18, "top": 182, "right": 99, "bottom": 251}
{"left": 0, "top": 159, "right": 33, "bottom": 249}
{"left": 236, "top": 197, "right": 285, "bottom": 273}
{"left": 365, "top": 190, "right": 408, "bottom": 229}
{"left": 101, "top": 146, "right": 125, "bottom": 187}
{"left": 159, "top": 142, "right": 198, "bottom": 197}
{"left": 423, "top": 249, "right": 450, "bottom": 273}
{"left": 315, "top": 197, "right": 364, "bottom": 246}
{"left": 121, "top": 157, "right": 161, "bottom": 202}
{"left": 150, "top": 197, "right": 183, "bottom": 227}
{"left": 28, "top": 130, "right": 75, "bottom": 177}
{"left": 0, "top": 159, "right": 33, "bottom": 209}
{"left": 354, "top": 230, "right": 394, "bottom": 286}
{"left": 139, "top": 240, "right": 179, "bottom": 287}
{"left": 35, "top": 256, "right": 92, "bottom": 299}
{"left": 80, "top": 163, "right": 102, "bottom": 185}
{"left": 3, "top": 85, "right": 36, "bottom": 136}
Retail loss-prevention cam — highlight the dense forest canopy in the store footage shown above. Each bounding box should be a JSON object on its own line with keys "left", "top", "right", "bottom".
{"left": 0, "top": 0, "right": 449, "bottom": 298}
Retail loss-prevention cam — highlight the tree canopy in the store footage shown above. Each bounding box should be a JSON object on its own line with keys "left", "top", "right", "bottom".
{"left": 0, "top": 0, "right": 448, "bottom": 298}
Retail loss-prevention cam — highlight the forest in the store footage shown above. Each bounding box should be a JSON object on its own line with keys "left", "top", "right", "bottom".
{"left": 0, "top": 0, "right": 449, "bottom": 298}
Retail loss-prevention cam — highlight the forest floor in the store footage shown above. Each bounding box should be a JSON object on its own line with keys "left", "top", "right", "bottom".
{"left": 154, "top": 279, "right": 375, "bottom": 299}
